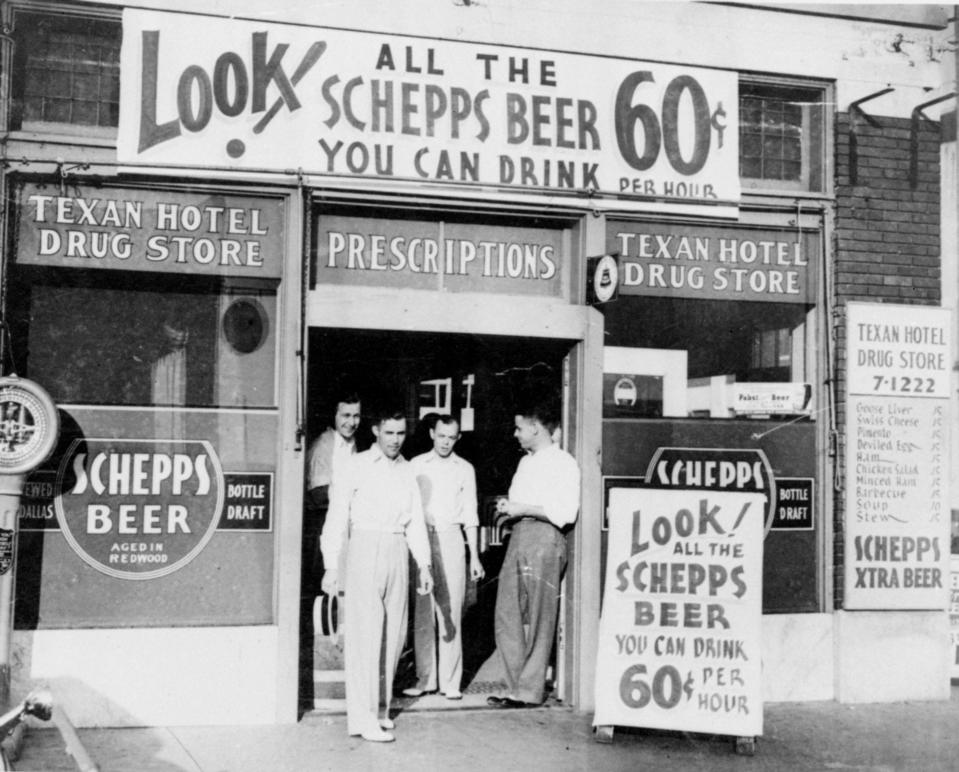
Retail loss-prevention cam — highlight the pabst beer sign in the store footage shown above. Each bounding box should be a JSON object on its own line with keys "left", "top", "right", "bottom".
{"left": 55, "top": 438, "right": 224, "bottom": 580}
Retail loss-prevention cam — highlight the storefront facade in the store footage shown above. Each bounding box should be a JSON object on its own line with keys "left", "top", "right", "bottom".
{"left": 0, "top": 1, "right": 954, "bottom": 726}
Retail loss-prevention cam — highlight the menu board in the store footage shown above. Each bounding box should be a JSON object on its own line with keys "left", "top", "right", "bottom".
{"left": 844, "top": 302, "right": 951, "bottom": 610}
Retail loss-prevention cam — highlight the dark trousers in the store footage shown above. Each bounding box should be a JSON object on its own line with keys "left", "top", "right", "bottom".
{"left": 493, "top": 520, "right": 567, "bottom": 704}
{"left": 301, "top": 502, "right": 328, "bottom": 602}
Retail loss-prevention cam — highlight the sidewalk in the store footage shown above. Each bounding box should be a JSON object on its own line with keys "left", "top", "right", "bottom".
{"left": 12, "top": 686, "right": 959, "bottom": 772}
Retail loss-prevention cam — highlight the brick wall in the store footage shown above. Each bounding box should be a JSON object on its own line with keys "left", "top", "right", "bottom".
{"left": 832, "top": 113, "right": 942, "bottom": 608}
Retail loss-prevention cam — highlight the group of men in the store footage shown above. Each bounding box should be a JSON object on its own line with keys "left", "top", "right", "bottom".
{"left": 305, "top": 392, "right": 580, "bottom": 743}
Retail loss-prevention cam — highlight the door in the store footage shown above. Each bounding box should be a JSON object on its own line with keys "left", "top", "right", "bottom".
{"left": 302, "top": 328, "right": 576, "bottom": 711}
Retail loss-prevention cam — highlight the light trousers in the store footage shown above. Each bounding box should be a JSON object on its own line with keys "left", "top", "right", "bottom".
{"left": 343, "top": 529, "right": 409, "bottom": 735}
{"left": 412, "top": 527, "right": 466, "bottom": 694}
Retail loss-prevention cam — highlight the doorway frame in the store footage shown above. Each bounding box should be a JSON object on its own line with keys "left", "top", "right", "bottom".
{"left": 304, "top": 283, "right": 604, "bottom": 710}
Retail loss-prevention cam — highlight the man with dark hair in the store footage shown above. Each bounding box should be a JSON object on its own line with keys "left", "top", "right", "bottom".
{"left": 321, "top": 408, "right": 433, "bottom": 742}
{"left": 487, "top": 398, "right": 580, "bottom": 708}
{"left": 306, "top": 392, "right": 362, "bottom": 512}
{"left": 405, "top": 415, "right": 484, "bottom": 700}
{"left": 304, "top": 392, "right": 361, "bottom": 597}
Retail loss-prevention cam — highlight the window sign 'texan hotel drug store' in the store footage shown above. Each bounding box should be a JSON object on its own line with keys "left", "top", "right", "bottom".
{"left": 118, "top": 8, "right": 739, "bottom": 207}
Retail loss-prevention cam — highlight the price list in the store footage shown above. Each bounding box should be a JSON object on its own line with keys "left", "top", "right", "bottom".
{"left": 845, "top": 303, "right": 951, "bottom": 610}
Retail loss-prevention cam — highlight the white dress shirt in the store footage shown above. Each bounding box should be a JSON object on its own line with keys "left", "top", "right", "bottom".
{"left": 331, "top": 433, "right": 354, "bottom": 488}
{"left": 306, "top": 428, "right": 356, "bottom": 491}
{"left": 321, "top": 444, "right": 432, "bottom": 571}
{"left": 508, "top": 443, "right": 580, "bottom": 528}
{"left": 411, "top": 450, "right": 479, "bottom": 531}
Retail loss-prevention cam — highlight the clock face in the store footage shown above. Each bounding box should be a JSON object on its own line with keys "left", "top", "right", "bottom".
{"left": 0, "top": 378, "right": 59, "bottom": 474}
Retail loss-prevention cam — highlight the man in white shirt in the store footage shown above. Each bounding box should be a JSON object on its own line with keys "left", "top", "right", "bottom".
{"left": 487, "top": 399, "right": 580, "bottom": 709}
{"left": 304, "top": 394, "right": 361, "bottom": 588}
{"left": 306, "top": 395, "right": 361, "bottom": 510}
{"left": 321, "top": 409, "right": 433, "bottom": 743}
{"left": 404, "top": 415, "right": 485, "bottom": 701}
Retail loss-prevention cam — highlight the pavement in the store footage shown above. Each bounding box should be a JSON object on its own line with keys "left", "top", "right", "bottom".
{"left": 10, "top": 684, "right": 959, "bottom": 772}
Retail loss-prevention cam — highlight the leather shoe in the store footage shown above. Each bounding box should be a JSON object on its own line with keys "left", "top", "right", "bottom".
{"left": 360, "top": 728, "right": 395, "bottom": 743}
{"left": 379, "top": 717, "right": 395, "bottom": 730}
{"left": 444, "top": 691, "right": 463, "bottom": 700}
{"left": 487, "top": 695, "right": 532, "bottom": 708}
{"left": 402, "top": 687, "right": 435, "bottom": 698}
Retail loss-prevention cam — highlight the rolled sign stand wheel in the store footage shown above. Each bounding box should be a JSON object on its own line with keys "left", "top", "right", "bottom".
{"left": 734, "top": 736, "right": 757, "bottom": 756}
{"left": 594, "top": 725, "right": 614, "bottom": 744}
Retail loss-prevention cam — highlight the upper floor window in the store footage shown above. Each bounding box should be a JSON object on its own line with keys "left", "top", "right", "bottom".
{"left": 739, "top": 81, "right": 827, "bottom": 194}
{"left": 11, "top": 10, "right": 120, "bottom": 133}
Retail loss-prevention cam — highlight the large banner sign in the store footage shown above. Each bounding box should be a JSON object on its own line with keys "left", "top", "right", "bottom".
{"left": 17, "top": 182, "right": 285, "bottom": 278}
{"left": 55, "top": 438, "right": 224, "bottom": 580}
{"left": 605, "top": 222, "right": 819, "bottom": 303}
{"left": 118, "top": 9, "right": 739, "bottom": 204}
{"left": 594, "top": 487, "right": 764, "bottom": 737}
{"left": 844, "top": 302, "right": 951, "bottom": 609}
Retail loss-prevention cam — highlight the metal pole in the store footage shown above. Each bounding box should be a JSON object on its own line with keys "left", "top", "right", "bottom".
{"left": 0, "top": 472, "right": 23, "bottom": 709}
{"left": 0, "top": 376, "right": 60, "bottom": 711}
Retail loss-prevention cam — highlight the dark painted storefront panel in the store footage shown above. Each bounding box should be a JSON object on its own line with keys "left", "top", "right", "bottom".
{"left": 15, "top": 408, "right": 277, "bottom": 628}
{"left": 602, "top": 417, "right": 817, "bottom": 613}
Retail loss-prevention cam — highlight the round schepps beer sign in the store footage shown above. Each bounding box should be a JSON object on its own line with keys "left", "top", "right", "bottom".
{"left": 0, "top": 377, "right": 59, "bottom": 475}
{"left": 644, "top": 447, "right": 777, "bottom": 535}
{"left": 55, "top": 438, "right": 224, "bottom": 579}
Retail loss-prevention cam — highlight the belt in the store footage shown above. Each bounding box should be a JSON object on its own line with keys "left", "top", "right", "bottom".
{"left": 351, "top": 525, "right": 405, "bottom": 535}
{"left": 516, "top": 517, "right": 563, "bottom": 533}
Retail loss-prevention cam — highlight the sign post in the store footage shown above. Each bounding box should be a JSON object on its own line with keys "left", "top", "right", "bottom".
{"left": 0, "top": 377, "right": 59, "bottom": 708}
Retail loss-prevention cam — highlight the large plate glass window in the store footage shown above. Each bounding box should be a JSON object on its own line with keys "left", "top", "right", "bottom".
{"left": 601, "top": 295, "right": 815, "bottom": 420}
{"left": 8, "top": 270, "right": 277, "bottom": 409}
{"left": 599, "top": 217, "right": 823, "bottom": 614}
{"left": 5, "top": 182, "right": 284, "bottom": 629}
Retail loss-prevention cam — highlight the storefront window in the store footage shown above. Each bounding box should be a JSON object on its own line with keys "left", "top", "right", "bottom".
{"left": 740, "top": 81, "right": 826, "bottom": 193}
{"left": 8, "top": 268, "right": 277, "bottom": 409}
{"left": 8, "top": 183, "right": 284, "bottom": 628}
{"left": 600, "top": 220, "right": 823, "bottom": 612}
{"left": 601, "top": 296, "right": 812, "bottom": 419}
{"left": 10, "top": 10, "right": 121, "bottom": 132}
{"left": 601, "top": 220, "right": 820, "bottom": 420}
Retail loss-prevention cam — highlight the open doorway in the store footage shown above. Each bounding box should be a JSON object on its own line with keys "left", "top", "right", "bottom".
{"left": 301, "top": 327, "right": 574, "bottom": 713}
